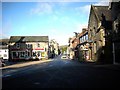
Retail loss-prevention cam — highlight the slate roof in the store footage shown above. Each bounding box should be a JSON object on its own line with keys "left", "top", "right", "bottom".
{"left": 0, "top": 39, "right": 9, "bottom": 45}
{"left": 92, "top": 5, "right": 112, "bottom": 21}
{"left": 0, "top": 46, "right": 8, "bottom": 49}
{"left": 9, "top": 36, "right": 49, "bottom": 43}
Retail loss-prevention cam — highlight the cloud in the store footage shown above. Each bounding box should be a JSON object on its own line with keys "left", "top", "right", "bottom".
{"left": 75, "top": 23, "right": 88, "bottom": 33}
{"left": 60, "top": 16, "right": 70, "bottom": 25}
{"left": 0, "top": 33, "right": 9, "bottom": 39}
{"left": 93, "top": 0, "right": 109, "bottom": 6}
{"left": 48, "top": 28, "right": 71, "bottom": 45}
{"left": 75, "top": 5, "right": 91, "bottom": 16}
{"left": 50, "top": 33, "right": 70, "bottom": 45}
{"left": 75, "top": 0, "right": 109, "bottom": 16}
{"left": 52, "top": 15, "right": 59, "bottom": 21}
{"left": 2, "top": 0, "right": 111, "bottom": 2}
{"left": 30, "top": 2, "right": 53, "bottom": 15}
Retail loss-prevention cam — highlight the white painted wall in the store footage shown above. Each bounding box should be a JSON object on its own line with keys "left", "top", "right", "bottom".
{"left": 0, "top": 49, "right": 9, "bottom": 59}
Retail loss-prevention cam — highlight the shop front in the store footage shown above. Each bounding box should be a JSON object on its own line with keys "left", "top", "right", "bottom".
{"left": 32, "top": 48, "right": 47, "bottom": 60}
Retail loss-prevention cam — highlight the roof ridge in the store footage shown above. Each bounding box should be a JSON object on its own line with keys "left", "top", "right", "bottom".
{"left": 9, "top": 36, "right": 49, "bottom": 43}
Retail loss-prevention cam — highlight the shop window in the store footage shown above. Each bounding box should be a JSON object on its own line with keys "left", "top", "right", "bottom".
{"left": 41, "top": 52, "right": 45, "bottom": 57}
{"left": 38, "top": 51, "right": 40, "bottom": 56}
{"left": 33, "top": 52, "right": 36, "bottom": 56}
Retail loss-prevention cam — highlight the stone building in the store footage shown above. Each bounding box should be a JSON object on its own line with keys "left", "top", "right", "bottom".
{"left": 88, "top": 5, "right": 113, "bottom": 63}
{"left": 109, "top": 1, "right": 120, "bottom": 63}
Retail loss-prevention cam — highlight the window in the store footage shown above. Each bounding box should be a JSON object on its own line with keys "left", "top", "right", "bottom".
{"left": 27, "top": 44, "right": 30, "bottom": 48}
{"left": 82, "top": 37, "right": 83, "bottom": 42}
{"left": 86, "top": 34, "right": 88, "bottom": 40}
{"left": 33, "top": 52, "right": 36, "bottom": 56}
{"left": 38, "top": 51, "right": 40, "bottom": 56}
{"left": 16, "top": 43, "right": 20, "bottom": 49}
{"left": 45, "top": 48, "right": 47, "bottom": 51}
{"left": 84, "top": 36, "right": 86, "bottom": 41}
{"left": 94, "top": 43, "right": 97, "bottom": 53}
{"left": 41, "top": 52, "right": 45, "bottom": 57}
{"left": 38, "top": 43, "right": 40, "bottom": 47}
{"left": 13, "top": 52, "right": 19, "bottom": 58}
{"left": 80, "top": 38, "right": 81, "bottom": 43}
{"left": 28, "top": 52, "right": 30, "bottom": 57}
{"left": 20, "top": 52, "right": 25, "bottom": 58}
{"left": 4, "top": 54, "right": 7, "bottom": 57}
{"left": 25, "top": 51, "right": 28, "bottom": 57}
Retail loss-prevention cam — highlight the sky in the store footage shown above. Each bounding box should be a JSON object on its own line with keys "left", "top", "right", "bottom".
{"left": 1, "top": 0, "right": 109, "bottom": 45}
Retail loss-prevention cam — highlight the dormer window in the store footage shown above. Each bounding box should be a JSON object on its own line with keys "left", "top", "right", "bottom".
{"left": 16, "top": 43, "right": 20, "bottom": 49}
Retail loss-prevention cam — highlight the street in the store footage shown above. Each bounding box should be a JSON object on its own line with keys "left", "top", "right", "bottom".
{"left": 2, "top": 55, "right": 120, "bottom": 88}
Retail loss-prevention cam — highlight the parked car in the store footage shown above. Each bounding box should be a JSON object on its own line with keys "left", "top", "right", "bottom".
{"left": 61, "top": 54, "right": 69, "bottom": 59}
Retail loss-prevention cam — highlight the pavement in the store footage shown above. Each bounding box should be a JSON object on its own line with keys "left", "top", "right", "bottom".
{"left": 73, "top": 59, "right": 120, "bottom": 72}
{"left": 92, "top": 63, "right": 120, "bottom": 72}
{"left": 0, "top": 59, "right": 53, "bottom": 70}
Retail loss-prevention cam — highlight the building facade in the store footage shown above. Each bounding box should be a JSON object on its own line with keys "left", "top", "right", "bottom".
{"left": 0, "top": 39, "right": 9, "bottom": 60}
{"left": 79, "top": 28, "right": 89, "bottom": 61}
{"left": 9, "top": 36, "right": 49, "bottom": 61}
{"left": 49, "top": 39, "right": 59, "bottom": 58}
{"left": 88, "top": 5, "right": 113, "bottom": 63}
{"left": 68, "top": 37, "right": 76, "bottom": 59}
{"left": 110, "top": 1, "right": 120, "bottom": 63}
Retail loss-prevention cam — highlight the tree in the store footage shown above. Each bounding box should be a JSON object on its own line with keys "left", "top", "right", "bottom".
{"left": 61, "top": 47, "right": 67, "bottom": 54}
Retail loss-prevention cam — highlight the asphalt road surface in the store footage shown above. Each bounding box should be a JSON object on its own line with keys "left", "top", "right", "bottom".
{"left": 2, "top": 55, "right": 120, "bottom": 89}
